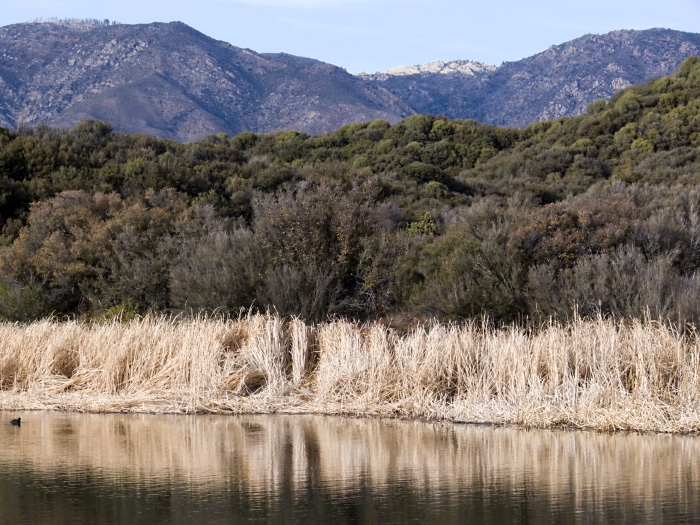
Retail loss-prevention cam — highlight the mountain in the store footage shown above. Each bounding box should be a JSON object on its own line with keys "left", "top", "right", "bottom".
{"left": 0, "top": 20, "right": 413, "bottom": 141}
{"left": 363, "top": 28, "right": 700, "bottom": 128}
{"left": 1, "top": 22, "right": 700, "bottom": 140}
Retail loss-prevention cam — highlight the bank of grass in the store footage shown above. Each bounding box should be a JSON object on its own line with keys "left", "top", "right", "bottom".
{"left": 0, "top": 314, "right": 699, "bottom": 433}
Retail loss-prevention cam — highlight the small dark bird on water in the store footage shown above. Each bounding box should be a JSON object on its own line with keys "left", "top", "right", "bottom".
{"left": 9, "top": 418, "right": 20, "bottom": 426}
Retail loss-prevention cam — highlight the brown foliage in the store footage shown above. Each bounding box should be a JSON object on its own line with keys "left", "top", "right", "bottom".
{"left": 515, "top": 194, "right": 639, "bottom": 266}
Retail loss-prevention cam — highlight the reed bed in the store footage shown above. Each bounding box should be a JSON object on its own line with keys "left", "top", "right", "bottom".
{"left": 1, "top": 314, "right": 699, "bottom": 432}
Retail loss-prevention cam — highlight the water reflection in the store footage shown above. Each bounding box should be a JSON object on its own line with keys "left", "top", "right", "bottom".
{"left": 0, "top": 411, "right": 698, "bottom": 524}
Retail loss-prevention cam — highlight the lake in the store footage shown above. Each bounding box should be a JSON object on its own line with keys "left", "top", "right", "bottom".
{"left": 0, "top": 411, "right": 698, "bottom": 524}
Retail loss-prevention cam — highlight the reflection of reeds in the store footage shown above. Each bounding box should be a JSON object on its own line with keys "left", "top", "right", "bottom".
{"left": 0, "top": 315, "right": 699, "bottom": 432}
{"left": 1, "top": 412, "right": 699, "bottom": 514}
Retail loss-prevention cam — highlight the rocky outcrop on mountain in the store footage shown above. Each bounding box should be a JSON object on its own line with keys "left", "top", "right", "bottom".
{"left": 366, "top": 29, "right": 700, "bottom": 128}
{"left": 0, "top": 20, "right": 413, "bottom": 141}
{"left": 362, "top": 59, "right": 495, "bottom": 80}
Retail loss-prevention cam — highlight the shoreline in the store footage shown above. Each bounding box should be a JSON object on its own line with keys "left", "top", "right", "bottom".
{"left": 2, "top": 403, "right": 696, "bottom": 437}
{"left": 1, "top": 314, "right": 700, "bottom": 434}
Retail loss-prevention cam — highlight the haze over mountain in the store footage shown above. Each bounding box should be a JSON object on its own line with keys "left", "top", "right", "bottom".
{"left": 0, "top": 21, "right": 699, "bottom": 140}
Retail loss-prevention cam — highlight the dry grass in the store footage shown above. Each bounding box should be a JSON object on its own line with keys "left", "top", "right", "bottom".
{"left": 1, "top": 314, "right": 700, "bottom": 432}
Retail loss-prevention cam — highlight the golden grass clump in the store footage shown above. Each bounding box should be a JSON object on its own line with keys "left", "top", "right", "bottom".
{"left": 1, "top": 314, "right": 700, "bottom": 432}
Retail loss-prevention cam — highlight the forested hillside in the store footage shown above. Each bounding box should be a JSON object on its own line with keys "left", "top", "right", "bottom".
{"left": 1, "top": 57, "right": 700, "bottom": 327}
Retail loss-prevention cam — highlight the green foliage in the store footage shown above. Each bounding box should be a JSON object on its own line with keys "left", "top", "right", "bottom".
{"left": 0, "top": 58, "right": 699, "bottom": 325}
{"left": 678, "top": 56, "right": 700, "bottom": 79}
{"left": 586, "top": 99, "right": 606, "bottom": 115}
{"left": 95, "top": 300, "right": 139, "bottom": 323}
{"left": 407, "top": 212, "right": 437, "bottom": 236}
{"left": 400, "top": 162, "right": 447, "bottom": 184}
{"left": 0, "top": 278, "right": 54, "bottom": 322}
{"left": 408, "top": 198, "right": 528, "bottom": 321}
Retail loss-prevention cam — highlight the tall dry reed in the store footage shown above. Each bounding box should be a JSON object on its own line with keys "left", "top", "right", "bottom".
{"left": 1, "top": 314, "right": 699, "bottom": 432}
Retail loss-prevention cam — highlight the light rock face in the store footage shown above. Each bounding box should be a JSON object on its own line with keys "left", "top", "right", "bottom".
{"left": 361, "top": 60, "right": 496, "bottom": 79}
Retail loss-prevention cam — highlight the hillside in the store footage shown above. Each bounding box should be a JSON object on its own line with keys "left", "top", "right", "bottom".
{"left": 1, "top": 22, "right": 700, "bottom": 140}
{"left": 0, "top": 20, "right": 412, "bottom": 141}
{"left": 365, "top": 28, "right": 700, "bottom": 127}
{"left": 0, "top": 57, "right": 699, "bottom": 326}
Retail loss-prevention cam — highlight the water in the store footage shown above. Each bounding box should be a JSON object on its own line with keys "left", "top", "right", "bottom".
{"left": 0, "top": 411, "right": 698, "bottom": 524}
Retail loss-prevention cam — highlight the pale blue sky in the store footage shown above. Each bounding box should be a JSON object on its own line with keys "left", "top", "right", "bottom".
{"left": 3, "top": 1, "right": 700, "bottom": 73}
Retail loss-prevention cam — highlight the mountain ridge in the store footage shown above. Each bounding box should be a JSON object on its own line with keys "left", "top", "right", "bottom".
{"left": 0, "top": 20, "right": 413, "bottom": 141}
{"left": 1, "top": 21, "right": 700, "bottom": 140}
{"left": 368, "top": 28, "right": 700, "bottom": 127}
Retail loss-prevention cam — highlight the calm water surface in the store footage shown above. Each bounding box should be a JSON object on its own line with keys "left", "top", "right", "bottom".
{"left": 0, "top": 411, "right": 698, "bottom": 524}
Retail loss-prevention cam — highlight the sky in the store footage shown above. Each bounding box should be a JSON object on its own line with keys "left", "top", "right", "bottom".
{"left": 3, "top": 0, "right": 700, "bottom": 74}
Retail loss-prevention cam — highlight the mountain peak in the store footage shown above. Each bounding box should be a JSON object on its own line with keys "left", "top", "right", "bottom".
{"left": 366, "top": 28, "right": 700, "bottom": 127}
{"left": 0, "top": 20, "right": 412, "bottom": 141}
